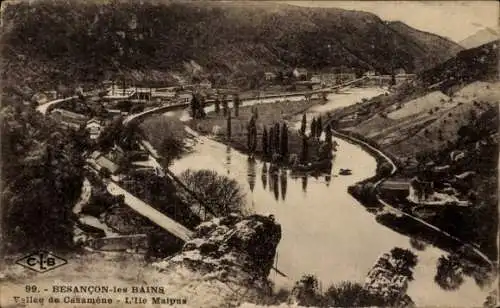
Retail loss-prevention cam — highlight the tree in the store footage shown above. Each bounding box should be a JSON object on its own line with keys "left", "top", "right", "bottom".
{"left": 222, "top": 95, "right": 228, "bottom": 116}
{"left": 377, "top": 161, "right": 393, "bottom": 177}
{"left": 300, "top": 135, "right": 309, "bottom": 163}
{"left": 300, "top": 113, "right": 307, "bottom": 136}
{"left": 198, "top": 95, "right": 206, "bottom": 118}
{"left": 180, "top": 169, "right": 245, "bottom": 215}
{"left": 233, "top": 93, "right": 240, "bottom": 117}
{"left": 280, "top": 123, "right": 289, "bottom": 159}
{"left": 325, "top": 124, "right": 333, "bottom": 145}
{"left": 214, "top": 97, "right": 220, "bottom": 114}
{"left": 317, "top": 116, "right": 323, "bottom": 138}
{"left": 262, "top": 127, "right": 269, "bottom": 157}
{"left": 274, "top": 122, "right": 280, "bottom": 154}
{"left": 226, "top": 113, "right": 232, "bottom": 141}
{"left": 434, "top": 254, "right": 464, "bottom": 291}
{"left": 252, "top": 106, "right": 259, "bottom": 119}
{"left": 190, "top": 93, "right": 200, "bottom": 118}
{"left": 311, "top": 117, "right": 317, "bottom": 139}
{"left": 291, "top": 275, "right": 323, "bottom": 307}
{"left": 99, "top": 167, "right": 112, "bottom": 179}
{"left": 247, "top": 115, "right": 257, "bottom": 154}
{"left": 390, "top": 247, "right": 418, "bottom": 281}
{"left": 324, "top": 281, "right": 387, "bottom": 307}
{"left": 2, "top": 107, "right": 85, "bottom": 252}
{"left": 268, "top": 126, "right": 275, "bottom": 155}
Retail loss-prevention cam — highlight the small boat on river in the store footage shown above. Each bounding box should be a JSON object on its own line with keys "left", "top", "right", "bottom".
{"left": 339, "top": 168, "right": 352, "bottom": 175}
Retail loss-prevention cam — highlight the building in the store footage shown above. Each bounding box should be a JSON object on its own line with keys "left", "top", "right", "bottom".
{"left": 292, "top": 68, "right": 308, "bottom": 80}
{"left": 177, "top": 92, "right": 193, "bottom": 104}
{"left": 86, "top": 118, "right": 103, "bottom": 140}
{"left": 364, "top": 70, "right": 377, "bottom": 76}
{"left": 408, "top": 177, "right": 434, "bottom": 202}
{"left": 200, "top": 79, "right": 212, "bottom": 89}
{"left": 50, "top": 108, "right": 89, "bottom": 129}
{"left": 264, "top": 72, "right": 277, "bottom": 81}
{"left": 310, "top": 75, "right": 322, "bottom": 84}
{"left": 394, "top": 68, "right": 406, "bottom": 76}
{"left": 32, "top": 93, "right": 49, "bottom": 105}
{"left": 106, "top": 109, "right": 122, "bottom": 118}
{"left": 95, "top": 155, "right": 120, "bottom": 174}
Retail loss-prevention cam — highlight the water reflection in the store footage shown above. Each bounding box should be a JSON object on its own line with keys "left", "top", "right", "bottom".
{"left": 434, "top": 253, "right": 496, "bottom": 291}
{"left": 247, "top": 157, "right": 257, "bottom": 192}
{"left": 225, "top": 145, "right": 231, "bottom": 174}
{"left": 301, "top": 175, "right": 308, "bottom": 193}
{"left": 280, "top": 171, "right": 288, "bottom": 201}
{"left": 271, "top": 171, "right": 280, "bottom": 201}
{"left": 409, "top": 237, "right": 428, "bottom": 251}
{"left": 261, "top": 163, "right": 268, "bottom": 190}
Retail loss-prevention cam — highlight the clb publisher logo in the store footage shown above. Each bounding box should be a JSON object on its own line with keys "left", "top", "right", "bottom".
{"left": 16, "top": 251, "right": 67, "bottom": 273}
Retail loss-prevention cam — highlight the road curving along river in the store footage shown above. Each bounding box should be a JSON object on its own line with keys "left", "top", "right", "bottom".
{"left": 169, "top": 88, "right": 491, "bottom": 307}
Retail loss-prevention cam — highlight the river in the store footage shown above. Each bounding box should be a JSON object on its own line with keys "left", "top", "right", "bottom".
{"left": 169, "top": 88, "right": 490, "bottom": 307}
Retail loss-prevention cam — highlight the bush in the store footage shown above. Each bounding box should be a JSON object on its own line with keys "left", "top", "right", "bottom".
{"left": 377, "top": 162, "right": 393, "bottom": 177}
{"left": 290, "top": 275, "right": 323, "bottom": 306}
{"left": 324, "top": 281, "right": 387, "bottom": 307}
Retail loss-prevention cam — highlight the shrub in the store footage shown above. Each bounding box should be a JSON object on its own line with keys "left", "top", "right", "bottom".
{"left": 291, "top": 275, "right": 323, "bottom": 306}
{"left": 324, "top": 281, "right": 388, "bottom": 307}
{"left": 377, "top": 162, "right": 393, "bottom": 177}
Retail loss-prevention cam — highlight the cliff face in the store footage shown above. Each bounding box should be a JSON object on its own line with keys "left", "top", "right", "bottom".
{"left": 151, "top": 214, "right": 282, "bottom": 307}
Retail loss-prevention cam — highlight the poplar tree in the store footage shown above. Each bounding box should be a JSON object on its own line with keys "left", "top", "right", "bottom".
{"left": 325, "top": 124, "right": 333, "bottom": 145}
{"left": 300, "top": 114, "right": 307, "bottom": 136}
{"left": 233, "top": 93, "right": 240, "bottom": 117}
{"left": 222, "top": 95, "right": 228, "bottom": 116}
{"left": 280, "top": 123, "right": 289, "bottom": 159}
{"left": 262, "top": 127, "right": 269, "bottom": 157}
{"left": 300, "top": 136, "right": 308, "bottom": 163}
{"left": 214, "top": 97, "right": 220, "bottom": 114}
{"left": 190, "top": 94, "right": 199, "bottom": 119}
{"left": 226, "top": 113, "right": 232, "bottom": 140}
{"left": 317, "top": 116, "right": 323, "bottom": 138}
{"left": 268, "top": 126, "right": 275, "bottom": 155}
{"left": 274, "top": 123, "right": 280, "bottom": 154}
{"left": 311, "top": 117, "right": 317, "bottom": 139}
{"left": 247, "top": 115, "right": 257, "bottom": 153}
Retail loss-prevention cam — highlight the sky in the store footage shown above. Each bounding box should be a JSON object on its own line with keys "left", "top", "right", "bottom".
{"left": 282, "top": 1, "right": 499, "bottom": 42}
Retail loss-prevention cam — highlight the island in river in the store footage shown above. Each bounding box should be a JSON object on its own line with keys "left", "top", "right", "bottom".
{"left": 187, "top": 97, "right": 335, "bottom": 175}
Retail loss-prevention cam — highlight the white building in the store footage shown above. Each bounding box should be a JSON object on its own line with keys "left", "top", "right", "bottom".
{"left": 292, "top": 68, "right": 308, "bottom": 79}
{"left": 86, "top": 118, "right": 103, "bottom": 140}
{"left": 200, "top": 79, "right": 212, "bottom": 89}
{"left": 177, "top": 92, "right": 193, "bottom": 104}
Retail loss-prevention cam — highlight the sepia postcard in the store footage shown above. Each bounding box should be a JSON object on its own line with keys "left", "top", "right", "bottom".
{"left": 0, "top": 0, "right": 499, "bottom": 307}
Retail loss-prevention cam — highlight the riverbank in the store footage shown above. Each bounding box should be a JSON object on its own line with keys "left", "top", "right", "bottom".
{"left": 328, "top": 81, "right": 499, "bottom": 261}
{"left": 325, "top": 120, "right": 495, "bottom": 270}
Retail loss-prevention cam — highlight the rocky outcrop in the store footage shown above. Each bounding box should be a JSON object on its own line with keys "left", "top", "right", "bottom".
{"left": 151, "top": 214, "right": 282, "bottom": 307}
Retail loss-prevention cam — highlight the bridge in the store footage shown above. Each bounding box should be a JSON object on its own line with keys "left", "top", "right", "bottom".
{"left": 36, "top": 90, "right": 101, "bottom": 115}
{"left": 123, "top": 101, "right": 190, "bottom": 126}
{"left": 37, "top": 95, "right": 80, "bottom": 115}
